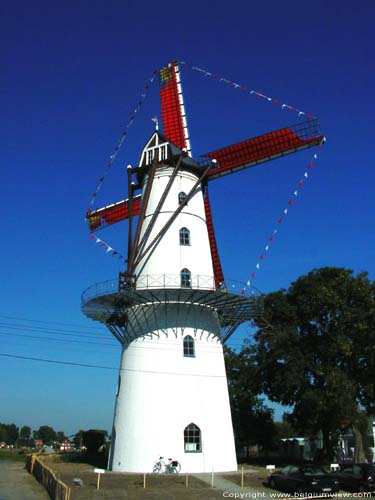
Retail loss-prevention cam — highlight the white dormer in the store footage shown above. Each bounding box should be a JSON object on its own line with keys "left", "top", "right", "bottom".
{"left": 139, "top": 131, "right": 170, "bottom": 167}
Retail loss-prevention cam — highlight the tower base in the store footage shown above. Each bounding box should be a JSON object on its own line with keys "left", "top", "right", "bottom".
{"left": 108, "top": 328, "right": 237, "bottom": 473}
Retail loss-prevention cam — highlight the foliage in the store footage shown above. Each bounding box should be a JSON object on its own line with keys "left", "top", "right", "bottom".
{"left": 224, "top": 345, "right": 276, "bottom": 452}
{"left": 34, "top": 425, "right": 57, "bottom": 445}
{"left": 73, "top": 430, "right": 85, "bottom": 449}
{"left": 56, "top": 431, "right": 66, "bottom": 442}
{"left": 252, "top": 267, "right": 375, "bottom": 460}
{"left": 273, "top": 420, "right": 299, "bottom": 440}
{"left": 82, "top": 429, "right": 108, "bottom": 454}
{"left": 20, "top": 425, "right": 31, "bottom": 439}
{"left": 0, "top": 423, "right": 19, "bottom": 445}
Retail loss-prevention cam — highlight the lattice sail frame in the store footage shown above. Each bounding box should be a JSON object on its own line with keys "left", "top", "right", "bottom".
{"left": 160, "top": 61, "right": 191, "bottom": 154}
{"left": 203, "top": 119, "right": 323, "bottom": 180}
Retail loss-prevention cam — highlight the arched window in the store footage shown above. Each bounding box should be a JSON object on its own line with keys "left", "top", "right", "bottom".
{"left": 180, "top": 268, "right": 191, "bottom": 288}
{"left": 184, "top": 423, "right": 202, "bottom": 452}
{"left": 183, "top": 335, "right": 195, "bottom": 357}
{"left": 178, "top": 191, "right": 187, "bottom": 205}
{"left": 179, "top": 227, "right": 190, "bottom": 246}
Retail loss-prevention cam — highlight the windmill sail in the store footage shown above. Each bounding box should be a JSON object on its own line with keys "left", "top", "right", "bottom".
{"left": 160, "top": 61, "right": 191, "bottom": 154}
{"left": 86, "top": 195, "right": 141, "bottom": 232}
{"left": 203, "top": 119, "right": 323, "bottom": 181}
{"left": 204, "top": 190, "right": 224, "bottom": 287}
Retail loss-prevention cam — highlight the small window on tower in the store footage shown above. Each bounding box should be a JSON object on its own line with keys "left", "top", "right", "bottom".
{"left": 147, "top": 149, "right": 154, "bottom": 165}
{"left": 179, "top": 227, "right": 190, "bottom": 246}
{"left": 180, "top": 268, "right": 191, "bottom": 288}
{"left": 183, "top": 335, "right": 195, "bottom": 357}
{"left": 184, "top": 423, "right": 202, "bottom": 452}
{"left": 160, "top": 145, "right": 167, "bottom": 161}
{"left": 178, "top": 191, "right": 187, "bottom": 205}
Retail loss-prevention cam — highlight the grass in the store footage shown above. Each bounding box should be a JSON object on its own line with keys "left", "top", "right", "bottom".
{"left": 223, "top": 465, "right": 270, "bottom": 488}
{"left": 29, "top": 453, "right": 287, "bottom": 499}
{"left": 0, "top": 448, "right": 28, "bottom": 462}
{"left": 47, "top": 462, "right": 226, "bottom": 499}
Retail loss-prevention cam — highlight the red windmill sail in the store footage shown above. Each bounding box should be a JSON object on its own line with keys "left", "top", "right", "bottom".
{"left": 203, "top": 119, "right": 323, "bottom": 181}
{"left": 160, "top": 61, "right": 191, "bottom": 154}
{"left": 203, "top": 189, "right": 224, "bottom": 287}
{"left": 86, "top": 195, "right": 141, "bottom": 232}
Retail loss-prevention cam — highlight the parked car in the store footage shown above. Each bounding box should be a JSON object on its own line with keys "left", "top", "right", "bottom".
{"left": 331, "top": 464, "right": 375, "bottom": 493}
{"left": 268, "top": 465, "right": 340, "bottom": 494}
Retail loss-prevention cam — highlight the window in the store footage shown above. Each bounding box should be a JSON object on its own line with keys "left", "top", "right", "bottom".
{"left": 146, "top": 149, "right": 154, "bottom": 165}
{"left": 180, "top": 268, "right": 191, "bottom": 288}
{"left": 160, "top": 145, "right": 167, "bottom": 161}
{"left": 184, "top": 423, "right": 201, "bottom": 452}
{"left": 178, "top": 191, "right": 187, "bottom": 205}
{"left": 179, "top": 227, "right": 190, "bottom": 246}
{"left": 183, "top": 335, "right": 195, "bottom": 357}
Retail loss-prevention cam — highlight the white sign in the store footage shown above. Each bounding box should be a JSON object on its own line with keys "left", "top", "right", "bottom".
{"left": 94, "top": 468, "right": 106, "bottom": 474}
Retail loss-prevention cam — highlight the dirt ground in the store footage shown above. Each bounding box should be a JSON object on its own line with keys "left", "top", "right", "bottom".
{"left": 49, "top": 462, "right": 269, "bottom": 500}
{"left": 0, "top": 459, "right": 49, "bottom": 500}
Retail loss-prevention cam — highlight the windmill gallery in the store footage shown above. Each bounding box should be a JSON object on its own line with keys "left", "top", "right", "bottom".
{"left": 82, "top": 61, "right": 324, "bottom": 473}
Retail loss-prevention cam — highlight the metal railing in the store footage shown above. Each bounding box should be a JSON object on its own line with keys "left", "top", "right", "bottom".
{"left": 81, "top": 274, "right": 258, "bottom": 304}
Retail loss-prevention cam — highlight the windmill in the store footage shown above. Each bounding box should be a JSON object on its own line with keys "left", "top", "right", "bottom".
{"left": 82, "top": 60, "right": 323, "bottom": 473}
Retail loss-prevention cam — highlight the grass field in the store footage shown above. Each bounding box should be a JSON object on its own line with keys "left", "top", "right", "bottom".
{"left": 0, "top": 448, "right": 28, "bottom": 462}
{"left": 35, "top": 456, "right": 273, "bottom": 499}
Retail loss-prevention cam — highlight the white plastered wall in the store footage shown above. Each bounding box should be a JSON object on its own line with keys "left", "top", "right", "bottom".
{"left": 109, "top": 313, "right": 237, "bottom": 472}
{"left": 135, "top": 167, "right": 214, "bottom": 285}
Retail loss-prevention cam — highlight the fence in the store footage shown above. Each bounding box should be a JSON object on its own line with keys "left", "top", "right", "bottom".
{"left": 26, "top": 454, "right": 71, "bottom": 500}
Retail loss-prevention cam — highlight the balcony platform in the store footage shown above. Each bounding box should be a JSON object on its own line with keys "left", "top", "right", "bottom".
{"left": 81, "top": 275, "right": 263, "bottom": 343}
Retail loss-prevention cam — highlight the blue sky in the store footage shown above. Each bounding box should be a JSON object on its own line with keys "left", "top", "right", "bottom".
{"left": 1, "top": 0, "right": 374, "bottom": 436}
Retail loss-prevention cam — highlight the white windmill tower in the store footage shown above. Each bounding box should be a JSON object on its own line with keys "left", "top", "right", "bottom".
{"left": 82, "top": 60, "right": 323, "bottom": 473}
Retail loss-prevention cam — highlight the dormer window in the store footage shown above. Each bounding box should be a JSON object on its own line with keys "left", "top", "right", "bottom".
{"left": 139, "top": 132, "right": 171, "bottom": 168}
{"left": 160, "top": 145, "right": 167, "bottom": 161}
{"left": 146, "top": 150, "right": 154, "bottom": 165}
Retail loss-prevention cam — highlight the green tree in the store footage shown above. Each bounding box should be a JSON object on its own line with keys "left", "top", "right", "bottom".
{"left": 35, "top": 425, "right": 56, "bottom": 445}
{"left": 56, "top": 431, "right": 66, "bottom": 442}
{"left": 252, "top": 267, "right": 375, "bottom": 461}
{"left": 224, "top": 345, "right": 276, "bottom": 454}
{"left": 73, "top": 430, "right": 85, "bottom": 449}
{"left": 0, "top": 423, "right": 19, "bottom": 445}
{"left": 20, "top": 425, "right": 31, "bottom": 439}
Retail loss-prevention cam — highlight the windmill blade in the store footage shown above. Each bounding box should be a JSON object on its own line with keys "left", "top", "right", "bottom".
{"left": 204, "top": 189, "right": 224, "bottom": 288}
{"left": 159, "top": 61, "right": 192, "bottom": 155}
{"left": 202, "top": 119, "right": 324, "bottom": 181}
{"left": 86, "top": 195, "right": 141, "bottom": 232}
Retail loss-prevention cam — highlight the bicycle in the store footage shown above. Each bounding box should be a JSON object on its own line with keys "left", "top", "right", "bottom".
{"left": 153, "top": 456, "right": 181, "bottom": 474}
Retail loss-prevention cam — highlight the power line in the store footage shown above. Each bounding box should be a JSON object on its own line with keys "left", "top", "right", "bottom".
{"left": 0, "top": 322, "right": 247, "bottom": 350}
{"left": 0, "top": 331, "right": 118, "bottom": 348}
{"left": 0, "top": 328, "right": 246, "bottom": 355}
{"left": 0, "top": 321, "right": 106, "bottom": 338}
{"left": 0, "top": 352, "right": 228, "bottom": 378}
{"left": 0, "top": 322, "right": 115, "bottom": 341}
{"left": 0, "top": 353, "right": 117, "bottom": 370}
{"left": 0, "top": 314, "right": 104, "bottom": 332}
{"left": 0, "top": 315, "right": 252, "bottom": 348}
